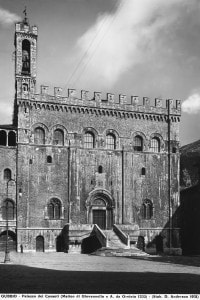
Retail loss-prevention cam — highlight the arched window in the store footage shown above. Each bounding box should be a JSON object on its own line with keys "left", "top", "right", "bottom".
{"left": 22, "top": 83, "right": 29, "bottom": 92}
{"left": 53, "top": 129, "right": 64, "bottom": 146}
{"left": 0, "top": 130, "right": 6, "bottom": 146}
{"left": 134, "top": 135, "right": 143, "bottom": 151}
{"left": 34, "top": 127, "right": 45, "bottom": 144}
{"left": 48, "top": 198, "right": 61, "bottom": 220}
{"left": 22, "top": 39, "right": 30, "bottom": 74}
{"left": 141, "top": 199, "right": 153, "bottom": 220}
{"left": 2, "top": 199, "right": 15, "bottom": 220}
{"left": 150, "top": 137, "right": 160, "bottom": 152}
{"left": 8, "top": 131, "right": 16, "bottom": 146}
{"left": 84, "top": 132, "right": 94, "bottom": 148}
{"left": 4, "top": 168, "right": 11, "bottom": 180}
{"left": 106, "top": 134, "right": 116, "bottom": 150}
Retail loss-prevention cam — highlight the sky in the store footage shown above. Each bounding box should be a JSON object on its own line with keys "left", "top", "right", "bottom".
{"left": 0, "top": 0, "right": 200, "bottom": 146}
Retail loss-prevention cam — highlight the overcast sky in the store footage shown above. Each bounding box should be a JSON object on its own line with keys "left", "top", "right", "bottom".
{"left": 0, "top": 0, "right": 200, "bottom": 146}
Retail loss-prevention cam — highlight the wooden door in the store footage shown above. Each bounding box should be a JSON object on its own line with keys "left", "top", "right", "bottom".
{"left": 93, "top": 210, "right": 106, "bottom": 229}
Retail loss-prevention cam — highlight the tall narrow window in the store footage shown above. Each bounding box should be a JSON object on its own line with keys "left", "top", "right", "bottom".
{"left": 53, "top": 129, "right": 64, "bottom": 146}
{"left": 0, "top": 130, "right": 6, "bottom": 146}
{"left": 150, "top": 137, "right": 160, "bottom": 153}
{"left": 48, "top": 198, "right": 61, "bottom": 220}
{"left": 106, "top": 134, "right": 116, "bottom": 150}
{"left": 84, "top": 132, "right": 94, "bottom": 148}
{"left": 141, "top": 199, "right": 153, "bottom": 220}
{"left": 4, "top": 169, "right": 11, "bottom": 181}
{"left": 22, "top": 39, "right": 30, "bottom": 74}
{"left": 34, "top": 127, "right": 45, "bottom": 145}
{"left": 134, "top": 135, "right": 143, "bottom": 151}
{"left": 8, "top": 131, "right": 16, "bottom": 146}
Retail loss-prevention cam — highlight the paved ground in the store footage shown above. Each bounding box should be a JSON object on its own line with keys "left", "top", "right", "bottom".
{"left": 0, "top": 252, "right": 200, "bottom": 294}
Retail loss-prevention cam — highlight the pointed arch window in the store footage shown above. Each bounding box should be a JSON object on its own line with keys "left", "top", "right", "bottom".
{"left": 134, "top": 135, "right": 143, "bottom": 151}
{"left": 34, "top": 127, "right": 45, "bottom": 145}
{"left": 141, "top": 199, "right": 153, "bottom": 220}
{"left": 53, "top": 129, "right": 64, "bottom": 146}
{"left": 106, "top": 134, "right": 116, "bottom": 150}
{"left": 84, "top": 132, "right": 94, "bottom": 148}
{"left": 47, "top": 198, "right": 61, "bottom": 220}
{"left": 150, "top": 137, "right": 160, "bottom": 153}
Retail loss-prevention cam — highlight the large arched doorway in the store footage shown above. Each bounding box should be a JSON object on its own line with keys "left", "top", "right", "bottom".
{"left": 86, "top": 190, "right": 115, "bottom": 230}
{"left": 0, "top": 231, "right": 16, "bottom": 252}
{"left": 36, "top": 235, "right": 44, "bottom": 252}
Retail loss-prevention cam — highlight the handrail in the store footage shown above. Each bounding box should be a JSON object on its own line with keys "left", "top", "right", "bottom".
{"left": 113, "top": 224, "right": 130, "bottom": 247}
{"left": 92, "top": 224, "right": 108, "bottom": 247}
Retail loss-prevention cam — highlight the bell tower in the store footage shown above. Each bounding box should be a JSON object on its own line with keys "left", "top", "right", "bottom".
{"left": 14, "top": 9, "right": 38, "bottom": 99}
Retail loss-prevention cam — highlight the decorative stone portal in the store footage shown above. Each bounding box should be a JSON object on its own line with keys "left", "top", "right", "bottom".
{"left": 86, "top": 189, "right": 115, "bottom": 230}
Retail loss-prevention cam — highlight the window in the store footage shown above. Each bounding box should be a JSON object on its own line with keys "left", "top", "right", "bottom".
{"left": 22, "top": 39, "right": 30, "bottom": 75}
{"left": 134, "top": 135, "right": 143, "bottom": 151}
{"left": 98, "top": 166, "right": 103, "bottom": 173}
{"left": 106, "top": 134, "right": 116, "bottom": 149}
{"left": 0, "top": 130, "right": 6, "bottom": 146}
{"left": 47, "top": 156, "right": 52, "bottom": 163}
{"left": 34, "top": 127, "right": 45, "bottom": 144}
{"left": 53, "top": 129, "right": 64, "bottom": 146}
{"left": 141, "top": 168, "right": 146, "bottom": 176}
{"left": 84, "top": 132, "right": 94, "bottom": 148}
{"left": 8, "top": 131, "right": 16, "bottom": 146}
{"left": 4, "top": 168, "right": 11, "bottom": 180}
{"left": 150, "top": 137, "right": 160, "bottom": 152}
{"left": 2, "top": 199, "right": 15, "bottom": 220}
{"left": 141, "top": 199, "right": 153, "bottom": 220}
{"left": 48, "top": 198, "right": 61, "bottom": 220}
{"left": 22, "top": 83, "right": 29, "bottom": 92}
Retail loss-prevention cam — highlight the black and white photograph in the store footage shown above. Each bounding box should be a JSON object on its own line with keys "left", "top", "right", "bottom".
{"left": 0, "top": 0, "right": 200, "bottom": 295}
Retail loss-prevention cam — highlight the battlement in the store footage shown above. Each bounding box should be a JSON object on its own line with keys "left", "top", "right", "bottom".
{"left": 26, "top": 86, "right": 181, "bottom": 116}
{"left": 15, "top": 22, "right": 38, "bottom": 36}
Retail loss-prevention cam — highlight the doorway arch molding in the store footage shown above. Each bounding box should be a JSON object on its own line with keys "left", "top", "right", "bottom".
{"left": 85, "top": 189, "right": 115, "bottom": 228}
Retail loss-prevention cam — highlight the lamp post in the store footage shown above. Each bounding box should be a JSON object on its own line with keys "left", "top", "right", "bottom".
{"left": 4, "top": 178, "right": 16, "bottom": 263}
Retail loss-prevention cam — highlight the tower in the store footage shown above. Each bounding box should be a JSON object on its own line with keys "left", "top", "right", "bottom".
{"left": 14, "top": 10, "right": 38, "bottom": 100}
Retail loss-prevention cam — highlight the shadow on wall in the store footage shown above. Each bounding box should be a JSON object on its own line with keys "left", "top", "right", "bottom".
{"left": 137, "top": 205, "right": 182, "bottom": 255}
{"left": 180, "top": 185, "right": 200, "bottom": 255}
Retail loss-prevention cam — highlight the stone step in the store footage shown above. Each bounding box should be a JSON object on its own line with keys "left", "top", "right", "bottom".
{"left": 91, "top": 246, "right": 149, "bottom": 257}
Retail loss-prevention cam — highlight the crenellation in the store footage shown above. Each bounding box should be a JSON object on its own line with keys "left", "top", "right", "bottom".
{"left": 107, "top": 93, "right": 114, "bottom": 103}
{"left": 143, "top": 97, "right": 150, "bottom": 107}
{"left": 94, "top": 92, "right": 101, "bottom": 101}
{"left": 119, "top": 94, "right": 127, "bottom": 104}
{"left": 155, "top": 98, "right": 162, "bottom": 108}
{"left": 131, "top": 96, "right": 139, "bottom": 106}
{"left": 41, "top": 85, "right": 49, "bottom": 95}
{"left": 68, "top": 89, "right": 76, "bottom": 98}
{"left": 15, "top": 22, "right": 38, "bottom": 36}
{"left": 54, "top": 87, "right": 62, "bottom": 97}
{"left": 81, "top": 90, "right": 89, "bottom": 100}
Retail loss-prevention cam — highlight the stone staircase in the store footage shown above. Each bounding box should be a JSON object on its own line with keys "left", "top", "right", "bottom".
{"left": 104, "top": 230, "right": 129, "bottom": 249}
{"left": 92, "top": 229, "right": 149, "bottom": 257}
